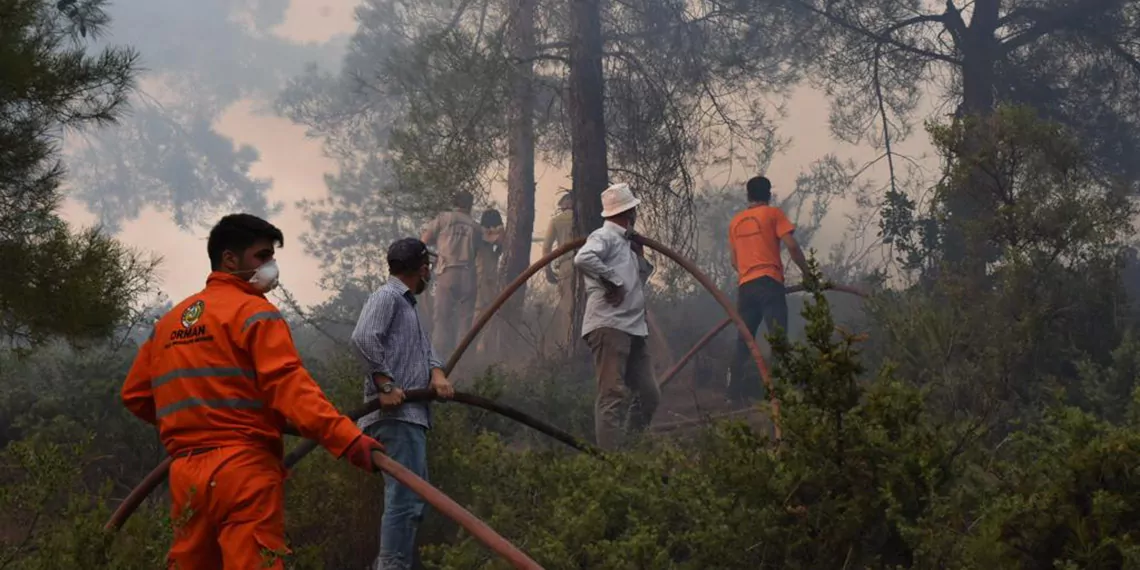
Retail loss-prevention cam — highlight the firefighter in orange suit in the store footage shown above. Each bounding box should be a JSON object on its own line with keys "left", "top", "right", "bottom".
{"left": 120, "top": 213, "right": 386, "bottom": 569}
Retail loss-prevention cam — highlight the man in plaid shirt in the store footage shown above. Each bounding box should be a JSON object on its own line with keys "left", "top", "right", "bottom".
{"left": 351, "top": 237, "right": 455, "bottom": 570}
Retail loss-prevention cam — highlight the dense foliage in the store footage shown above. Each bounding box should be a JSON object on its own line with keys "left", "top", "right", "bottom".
{"left": 5, "top": 0, "right": 1140, "bottom": 569}
{"left": 4, "top": 237, "right": 1140, "bottom": 568}
{"left": 0, "top": 0, "right": 157, "bottom": 347}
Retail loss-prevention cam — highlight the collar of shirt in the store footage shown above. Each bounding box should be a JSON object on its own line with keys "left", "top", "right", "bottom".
{"left": 386, "top": 276, "right": 417, "bottom": 306}
{"left": 602, "top": 220, "right": 630, "bottom": 241}
{"left": 205, "top": 271, "right": 266, "bottom": 297}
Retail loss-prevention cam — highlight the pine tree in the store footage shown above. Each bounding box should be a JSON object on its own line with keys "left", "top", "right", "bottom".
{"left": 0, "top": 0, "right": 156, "bottom": 345}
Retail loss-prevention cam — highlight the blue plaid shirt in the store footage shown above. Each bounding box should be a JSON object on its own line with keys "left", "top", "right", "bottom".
{"left": 350, "top": 277, "right": 443, "bottom": 430}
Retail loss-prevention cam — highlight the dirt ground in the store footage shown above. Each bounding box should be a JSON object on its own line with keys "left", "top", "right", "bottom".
{"left": 647, "top": 316, "right": 774, "bottom": 437}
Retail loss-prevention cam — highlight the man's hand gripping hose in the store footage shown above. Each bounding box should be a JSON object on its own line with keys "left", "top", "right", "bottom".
{"left": 342, "top": 433, "right": 386, "bottom": 473}
{"left": 104, "top": 234, "right": 868, "bottom": 570}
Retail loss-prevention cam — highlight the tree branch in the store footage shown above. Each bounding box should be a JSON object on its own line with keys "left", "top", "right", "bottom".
{"left": 873, "top": 43, "right": 901, "bottom": 199}
{"left": 511, "top": 53, "right": 570, "bottom": 65}
{"left": 273, "top": 286, "right": 343, "bottom": 345}
{"left": 788, "top": 1, "right": 960, "bottom": 65}
{"left": 1000, "top": 0, "right": 1119, "bottom": 54}
{"left": 942, "top": 0, "right": 968, "bottom": 50}
{"left": 445, "top": 0, "right": 476, "bottom": 33}
{"left": 534, "top": 10, "right": 748, "bottom": 53}
{"left": 1093, "top": 34, "right": 1140, "bottom": 75}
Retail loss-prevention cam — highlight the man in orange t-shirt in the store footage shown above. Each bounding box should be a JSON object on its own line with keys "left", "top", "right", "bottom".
{"left": 726, "top": 176, "right": 812, "bottom": 402}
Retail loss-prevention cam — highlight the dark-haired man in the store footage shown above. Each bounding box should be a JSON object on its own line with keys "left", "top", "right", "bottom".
{"left": 726, "top": 176, "right": 812, "bottom": 402}
{"left": 120, "top": 213, "right": 385, "bottom": 569}
{"left": 351, "top": 237, "right": 455, "bottom": 570}
{"left": 421, "top": 191, "right": 482, "bottom": 359}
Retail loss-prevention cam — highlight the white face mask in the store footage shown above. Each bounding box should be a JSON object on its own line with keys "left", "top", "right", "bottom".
{"left": 247, "top": 260, "right": 280, "bottom": 293}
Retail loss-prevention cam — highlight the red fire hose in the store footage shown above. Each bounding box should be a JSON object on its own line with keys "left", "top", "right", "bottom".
{"left": 656, "top": 283, "right": 869, "bottom": 390}
{"left": 103, "top": 388, "right": 600, "bottom": 532}
{"left": 633, "top": 235, "right": 783, "bottom": 437}
{"left": 371, "top": 451, "right": 543, "bottom": 569}
{"left": 656, "top": 318, "right": 732, "bottom": 390}
{"left": 104, "top": 449, "right": 546, "bottom": 568}
{"left": 278, "top": 235, "right": 782, "bottom": 471}
{"left": 104, "top": 233, "right": 820, "bottom": 568}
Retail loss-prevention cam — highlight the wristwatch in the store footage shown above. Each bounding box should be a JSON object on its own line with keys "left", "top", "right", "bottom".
{"left": 379, "top": 382, "right": 395, "bottom": 395}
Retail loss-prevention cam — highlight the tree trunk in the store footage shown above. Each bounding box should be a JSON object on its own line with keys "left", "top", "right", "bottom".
{"left": 943, "top": 0, "right": 1001, "bottom": 280}
{"left": 501, "top": 0, "right": 537, "bottom": 354}
{"left": 567, "top": 0, "right": 609, "bottom": 342}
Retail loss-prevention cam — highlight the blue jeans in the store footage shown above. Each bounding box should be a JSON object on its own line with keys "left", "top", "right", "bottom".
{"left": 365, "top": 419, "right": 428, "bottom": 570}
{"left": 729, "top": 276, "right": 789, "bottom": 401}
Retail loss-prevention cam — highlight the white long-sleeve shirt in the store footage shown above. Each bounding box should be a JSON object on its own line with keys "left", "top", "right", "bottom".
{"left": 573, "top": 221, "right": 654, "bottom": 338}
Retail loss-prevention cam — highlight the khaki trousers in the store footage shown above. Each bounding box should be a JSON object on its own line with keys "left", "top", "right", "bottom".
{"left": 585, "top": 327, "right": 661, "bottom": 450}
{"left": 545, "top": 273, "right": 576, "bottom": 355}
{"left": 432, "top": 266, "right": 476, "bottom": 361}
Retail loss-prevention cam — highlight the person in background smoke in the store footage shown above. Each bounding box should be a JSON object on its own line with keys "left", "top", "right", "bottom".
{"left": 726, "top": 176, "right": 812, "bottom": 403}
{"left": 475, "top": 209, "right": 504, "bottom": 357}
{"left": 421, "top": 191, "right": 482, "bottom": 360}
{"left": 120, "top": 213, "right": 384, "bottom": 569}
{"left": 351, "top": 237, "right": 455, "bottom": 570}
{"left": 542, "top": 189, "right": 577, "bottom": 354}
{"left": 573, "top": 183, "right": 660, "bottom": 450}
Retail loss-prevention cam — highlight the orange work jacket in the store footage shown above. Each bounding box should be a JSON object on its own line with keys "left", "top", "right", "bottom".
{"left": 121, "top": 272, "right": 361, "bottom": 459}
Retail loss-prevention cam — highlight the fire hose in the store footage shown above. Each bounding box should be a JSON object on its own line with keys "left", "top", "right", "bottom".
{"left": 655, "top": 283, "right": 869, "bottom": 390}
{"left": 371, "top": 450, "right": 543, "bottom": 570}
{"left": 103, "top": 391, "right": 594, "bottom": 570}
{"left": 275, "top": 235, "right": 784, "bottom": 471}
{"left": 105, "top": 234, "right": 841, "bottom": 567}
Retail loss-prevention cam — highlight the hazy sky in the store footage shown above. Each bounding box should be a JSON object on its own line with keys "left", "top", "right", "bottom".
{"left": 60, "top": 0, "right": 936, "bottom": 308}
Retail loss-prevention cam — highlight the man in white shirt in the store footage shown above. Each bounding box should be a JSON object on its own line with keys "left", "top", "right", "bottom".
{"left": 573, "top": 183, "right": 660, "bottom": 449}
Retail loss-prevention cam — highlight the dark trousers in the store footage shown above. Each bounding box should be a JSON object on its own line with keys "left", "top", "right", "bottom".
{"left": 728, "top": 276, "right": 788, "bottom": 401}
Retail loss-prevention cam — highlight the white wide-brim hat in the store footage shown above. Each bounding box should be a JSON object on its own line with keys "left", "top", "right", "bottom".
{"left": 601, "top": 183, "right": 641, "bottom": 218}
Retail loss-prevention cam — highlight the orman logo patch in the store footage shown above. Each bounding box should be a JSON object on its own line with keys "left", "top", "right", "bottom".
{"left": 180, "top": 300, "right": 205, "bottom": 329}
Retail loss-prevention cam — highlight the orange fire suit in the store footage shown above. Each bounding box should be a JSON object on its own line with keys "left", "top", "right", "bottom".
{"left": 121, "top": 271, "right": 364, "bottom": 569}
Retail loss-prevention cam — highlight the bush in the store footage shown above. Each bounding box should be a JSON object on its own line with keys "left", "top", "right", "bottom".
{"left": 413, "top": 264, "right": 956, "bottom": 569}
{"left": 6, "top": 109, "right": 1140, "bottom": 567}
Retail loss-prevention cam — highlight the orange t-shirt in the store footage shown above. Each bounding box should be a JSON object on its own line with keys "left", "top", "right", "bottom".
{"left": 728, "top": 205, "right": 795, "bottom": 285}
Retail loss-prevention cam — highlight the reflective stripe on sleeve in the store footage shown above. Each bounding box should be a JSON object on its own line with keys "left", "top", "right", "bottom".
{"left": 156, "top": 397, "right": 264, "bottom": 419}
{"left": 150, "top": 367, "right": 257, "bottom": 389}
{"left": 242, "top": 311, "right": 284, "bottom": 332}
